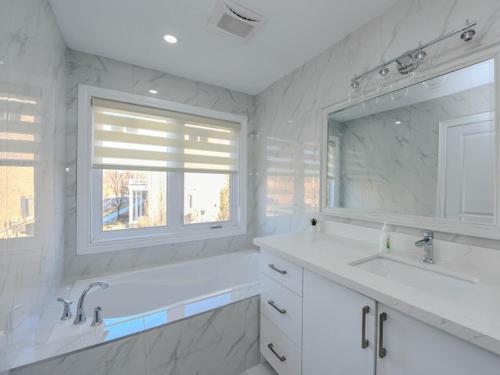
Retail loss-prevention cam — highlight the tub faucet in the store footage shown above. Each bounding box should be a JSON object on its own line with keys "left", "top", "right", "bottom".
{"left": 74, "top": 281, "right": 110, "bottom": 325}
{"left": 415, "top": 231, "right": 434, "bottom": 264}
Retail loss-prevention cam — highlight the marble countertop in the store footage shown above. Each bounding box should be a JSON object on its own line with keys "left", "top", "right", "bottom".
{"left": 254, "top": 232, "right": 500, "bottom": 356}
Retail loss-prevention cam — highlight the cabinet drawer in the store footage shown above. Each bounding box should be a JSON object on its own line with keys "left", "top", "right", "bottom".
{"left": 261, "top": 315, "right": 302, "bottom": 375}
{"left": 261, "top": 274, "right": 302, "bottom": 347}
{"left": 261, "top": 251, "right": 303, "bottom": 295}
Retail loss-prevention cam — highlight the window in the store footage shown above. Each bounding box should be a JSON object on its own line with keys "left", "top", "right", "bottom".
{"left": 102, "top": 169, "right": 167, "bottom": 231}
{"left": 77, "top": 86, "right": 247, "bottom": 254}
{"left": 184, "top": 172, "right": 232, "bottom": 224}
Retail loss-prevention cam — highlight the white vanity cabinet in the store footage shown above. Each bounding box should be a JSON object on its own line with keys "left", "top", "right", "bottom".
{"left": 376, "top": 304, "right": 500, "bottom": 375}
{"left": 260, "top": 251, "right": 303, "bottom": 375}
{"left": 259, "top": 247, "right": 500, "bottom": 375}
{"left": 302, "top": 270, "right": 376, "bottom": 375}
{"left": 302, "top": 271, "right": 500, "bottom": 375}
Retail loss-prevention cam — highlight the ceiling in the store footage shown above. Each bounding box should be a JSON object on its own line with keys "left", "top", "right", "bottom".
{"left": 49, "top": 0, "right": 399, "bottom": 95}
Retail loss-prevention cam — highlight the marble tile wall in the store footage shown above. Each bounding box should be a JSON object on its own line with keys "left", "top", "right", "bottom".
{"left": 0, "top": 0, "right": 66, "bottom": 351}
{"left": 254, "top": 0, "right": 500, "bottom": 248}
{"left": 63, "top": 50, "right": 257, "bottom": 279}
{"left": 11, "top": 296, "right": 260, "bottom": 375}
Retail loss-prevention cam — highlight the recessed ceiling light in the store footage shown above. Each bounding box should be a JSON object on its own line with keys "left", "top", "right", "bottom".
{"left": 163, "top": 34, "right": 178, "bottom": 44}
{"left": 149, "top": 89, "right": 158, "bottom": 94}
{"left": 287, "top": 120, "right": 295, "bottom": 124}
{"left": 394, "top": 120, "right": 402, "bottom": 125}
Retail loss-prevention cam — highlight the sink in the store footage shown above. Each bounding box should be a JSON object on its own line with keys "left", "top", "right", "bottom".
{"left": 351, "top": 256, "right": 477, "bottom": 298}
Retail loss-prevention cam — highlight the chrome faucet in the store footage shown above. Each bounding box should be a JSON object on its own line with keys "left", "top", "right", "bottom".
{"left": 57, "top": 298, "right": 73, "bottom": 320}
{"left": 74, "top": 281, "right": 109, "bottom": 325}
{"left": 414, "top": 231, "right": 434, "bottom": 264}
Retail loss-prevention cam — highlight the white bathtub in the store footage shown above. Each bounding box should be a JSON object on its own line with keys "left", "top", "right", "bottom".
{"left": 4, "top": 250, "right": 260, "bottom": 371}
{"left": 85, "top": 250, "right": 259, "bottom": 319}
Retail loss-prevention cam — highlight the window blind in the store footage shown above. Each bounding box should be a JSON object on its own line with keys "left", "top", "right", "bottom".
{"left": 91, "top": 98, "right": 240, "bottom": 173}
{"left": 0, "top": 91, "right": 40, "bottom": 167}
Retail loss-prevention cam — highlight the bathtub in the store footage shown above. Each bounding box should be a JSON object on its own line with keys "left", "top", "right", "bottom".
{"left": 4, "top": 250, "right": 261, "bottom": 371}
{"left": 85, "top": 250, "right": 259, "bottom": 320}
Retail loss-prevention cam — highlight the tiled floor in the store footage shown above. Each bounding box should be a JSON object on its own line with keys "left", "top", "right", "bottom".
{"left": 241, "top": 363, "right": 277, "bottom": 375}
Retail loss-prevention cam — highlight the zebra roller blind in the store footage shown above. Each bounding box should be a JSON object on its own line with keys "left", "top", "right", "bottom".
{"left": 92, "top": 98, "right": 240, "bottom": 173}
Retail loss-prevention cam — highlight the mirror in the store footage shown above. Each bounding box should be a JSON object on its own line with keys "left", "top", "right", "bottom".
{"left": 325, "top": 59, "right": 496, "bottom": 225}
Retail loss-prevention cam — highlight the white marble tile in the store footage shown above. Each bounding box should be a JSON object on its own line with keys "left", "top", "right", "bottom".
{"left": 11, "top": 296, "right": 260, "bottom": 375}
{"left": 0, "top": 0, "right": 66, "bottom": 362}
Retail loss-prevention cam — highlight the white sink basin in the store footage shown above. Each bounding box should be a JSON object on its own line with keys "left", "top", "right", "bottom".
{"left": 351, "top": 256, "right": 477, "bottom": 298}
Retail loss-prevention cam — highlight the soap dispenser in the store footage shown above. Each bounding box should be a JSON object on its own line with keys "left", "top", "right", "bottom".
{"left": 379, "top": 223, "right": 391, "bottom": 253}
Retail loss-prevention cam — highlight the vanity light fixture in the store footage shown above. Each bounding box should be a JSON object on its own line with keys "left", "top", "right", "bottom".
{"left": 149, "top": 89, "right": 158, "bottom": 94}
{"left": 163, "top": 34, "right": 178, "bottom": 44}
{"left": 394, "top": 120, "right": 402, "bottom": 125}
{"left": 460, "top": 24, "right": 476, "bottom": 42}
{"left": 413, "top": 49, "right": 427, "bottom": 62}
{"left": 350, "top": 19, "right": 477, "bottom": 90}
{"left": 379, "top": 66, "right": 390, "bottom": 76}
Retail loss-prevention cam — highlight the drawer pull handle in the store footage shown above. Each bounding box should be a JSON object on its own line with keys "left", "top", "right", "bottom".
{"left": 267, "top": 300, "right": 287, "bottom": 314}
{"left": 361, "top": 305, "right": 370, "bottom": 349}
{"left": 268, "top": 264, "right": 287, "bottom": 275}
{"left": 379, "top": 312, "right": 387, "bottom": 358}
{"left": 267, "top": 343, "right": 286, "bottom": 362}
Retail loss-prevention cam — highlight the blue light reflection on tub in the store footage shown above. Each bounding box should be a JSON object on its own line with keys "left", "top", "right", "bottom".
{"left": 184, "top": 293, "right": 231, "bottom": 316}
{"left": 144, "top": 310, "right": 168, "bottom": 329}
{"left": 104, "top": 310, "right": 168, "bottom": 340}
{"left": 101, "top": 294, "right": 231, "bottom": 342}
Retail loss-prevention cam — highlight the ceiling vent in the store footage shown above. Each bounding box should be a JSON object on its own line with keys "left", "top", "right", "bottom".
{"left": 208, "top": 1, "right": 264, "bottom": 40}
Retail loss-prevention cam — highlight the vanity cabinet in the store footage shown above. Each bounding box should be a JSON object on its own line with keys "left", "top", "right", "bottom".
{"left": 302, "top": 270, "right": 376, "bottom": 375}
{"left": 376, "top": 304, "right": 500, "bottom": 375}
{"left": 260, "top": 250, "right": 500, "bottom": 375}
{"left": 302, "top": 270, "right": 500, "bottom": 375}
{"left": 260, "top": 251, "right": 303, "bottom": 375}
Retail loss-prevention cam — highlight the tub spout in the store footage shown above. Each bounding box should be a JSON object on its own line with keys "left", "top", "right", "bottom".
{"left": 74, "top": 281, "right": 110, "bottom": 325}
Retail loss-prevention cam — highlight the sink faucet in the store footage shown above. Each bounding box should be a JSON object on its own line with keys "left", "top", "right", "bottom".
{"left": 414, "top": 231, "right": 434, "bottom": 264}
{"left": 74, "top": 281, "right": 109, "bottom": 325}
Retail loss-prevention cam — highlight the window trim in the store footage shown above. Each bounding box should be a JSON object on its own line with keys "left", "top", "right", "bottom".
{"left": 77, "top": 85, "right": 247, "bottom": 255}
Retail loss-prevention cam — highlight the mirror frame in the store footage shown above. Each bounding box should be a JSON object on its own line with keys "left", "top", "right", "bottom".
{"left": 320, "top": 45, "right": 500, "bottom": 240}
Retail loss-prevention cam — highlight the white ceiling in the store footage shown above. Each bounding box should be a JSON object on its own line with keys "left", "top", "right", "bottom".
{"left": 49, "top": 0, "right": 399, "bottom": 95}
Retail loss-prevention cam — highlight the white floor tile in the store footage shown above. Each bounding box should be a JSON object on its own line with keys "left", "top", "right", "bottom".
{"left": 240, "top": 362, "right": 277, "bottom": 375}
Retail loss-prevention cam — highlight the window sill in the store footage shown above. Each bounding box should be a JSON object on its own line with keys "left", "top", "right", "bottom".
{"left": 77, "top": 225, "right": 247, "bottom": 255}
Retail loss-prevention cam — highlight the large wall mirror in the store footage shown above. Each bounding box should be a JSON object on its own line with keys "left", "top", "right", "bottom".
{"left": 322, "top": 58, "right": 499, "bottom": 237}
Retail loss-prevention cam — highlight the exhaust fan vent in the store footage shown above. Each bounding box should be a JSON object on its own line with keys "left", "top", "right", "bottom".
{"left": 208, "top": 1, "right": 265, "bottom": 40}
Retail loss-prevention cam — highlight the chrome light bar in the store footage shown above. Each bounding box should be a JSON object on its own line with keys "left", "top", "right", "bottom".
{"left": 350, "top": 20, "right": 478, "bottom": 89}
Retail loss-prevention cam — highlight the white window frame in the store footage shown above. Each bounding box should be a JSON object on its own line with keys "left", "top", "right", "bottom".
{"left": 77, "top": 85, "right": 247, "bottom": 255}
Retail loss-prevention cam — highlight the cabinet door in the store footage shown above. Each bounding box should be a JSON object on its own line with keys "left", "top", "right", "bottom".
{"left": 377, "top": 304, "right": 500, "bottom": 375}
{"left": 303, "top": 270, "right": 376, "bottom": 375}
